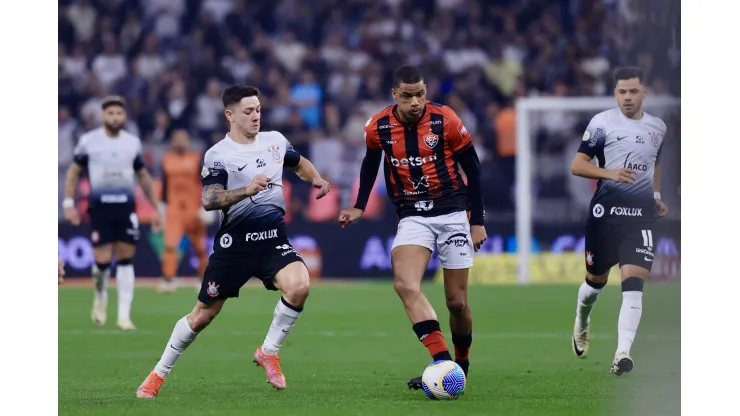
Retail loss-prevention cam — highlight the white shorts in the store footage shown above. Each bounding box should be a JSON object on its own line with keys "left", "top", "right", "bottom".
{"left": 391, "top": 211, "right": 474, "bottom": 269}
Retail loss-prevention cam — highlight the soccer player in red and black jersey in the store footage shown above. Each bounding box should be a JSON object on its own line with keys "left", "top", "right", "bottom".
{"left": 338, "top": 66, "right": 487, "bottom": 390}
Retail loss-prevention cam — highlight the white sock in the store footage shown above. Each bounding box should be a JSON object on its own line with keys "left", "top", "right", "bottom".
{"left": 262, "top": 297, "right": 302, "bottom": 355}
{"left": 154, "top": 317, "right": 199, "bottom": 378}
{"left": 92, "top": 265, "right": 110, "bottom": 302}
{"left": 617, "top": 291, "right": 643, "bottom": 354}
{"left": 116, "top": 264, "right": 135, "bottom": 321}
{"left": 576, "top": 280, "right": 603, "bottom": 328}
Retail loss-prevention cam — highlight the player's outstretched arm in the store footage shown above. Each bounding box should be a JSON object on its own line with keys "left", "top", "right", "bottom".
{"left": 338, "top": 146, "right": 382, "bottom": 227}
{"left": 290, "top": 156, "right": 331, "bottom": 199}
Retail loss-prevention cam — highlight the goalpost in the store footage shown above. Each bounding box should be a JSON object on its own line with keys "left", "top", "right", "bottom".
{"left": 514, "top": 96, "right": 681, "bottom": 284}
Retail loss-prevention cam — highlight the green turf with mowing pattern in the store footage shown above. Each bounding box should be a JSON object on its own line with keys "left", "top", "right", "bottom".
{"left": 59, "top": 283, "right": 680, "bottom": 415}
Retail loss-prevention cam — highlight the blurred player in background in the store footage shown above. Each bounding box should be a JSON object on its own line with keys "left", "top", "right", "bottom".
{"left": 338, "top": 66, "right": 486, "bottom": 390}
{"left": 136, "top": 85, "right": 331, "bottom": 398}
{"left": 63, "top": 96, "right": 164, "bottom": 330}
{"left": 569, "top": 67, "right": 668, "bottom": 375}
{"left": 158, "top": 129, "right": 212, "bottom": 293}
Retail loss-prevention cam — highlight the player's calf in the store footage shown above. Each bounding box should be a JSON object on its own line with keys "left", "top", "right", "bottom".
{"left": 91, "top": 262, "right": 110, "bottom": 325}
{"left": 444, "top": 268, "right": 473, "bottom": 376}
{"left": 616, "top": 272, "right": 645, "bottom": 359}
{"left": 254, "top": 261, "right": 310, "bottom": 389}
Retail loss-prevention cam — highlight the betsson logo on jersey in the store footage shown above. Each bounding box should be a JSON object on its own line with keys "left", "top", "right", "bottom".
{"left": 391, "top": 154, "right": 437, "bottom": 167}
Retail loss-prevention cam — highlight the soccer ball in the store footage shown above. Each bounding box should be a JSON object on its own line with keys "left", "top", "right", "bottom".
{"left": 421, "top": 360, "right": 466, "bottom": 400}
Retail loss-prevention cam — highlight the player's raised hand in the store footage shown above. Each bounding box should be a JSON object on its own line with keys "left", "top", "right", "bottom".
{"left": 338, "top": 208, "right": 363, "bottom": 228}
{"left": 470, "top": 225, "right": 487, "bottom": 252}
{"left": 64, "top": 206, "right": 80, "bottom": 226}
{"left": 608, "top": 168, "right": 637, "bottom": 184}
{"left": 246, "top": 175, "right": 271, "bottom": 196}
{"left": 655, "top": 199, "right": 669, "bottom": 217}
{"left": 312, "top": 178, "right": 331, "bottom": 199}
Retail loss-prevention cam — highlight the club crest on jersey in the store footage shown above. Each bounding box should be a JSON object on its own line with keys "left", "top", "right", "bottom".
{"left": 206, "top": 281, "right": 220, "bottom": 297}
{"left": 424, "top": 132, "right": 439, "bottom": 149}
{"left": 648, "top": 132, "right": 661, "bottom": 148}
{"left": 268, "top": 145, "right": 283, "bottom": 163}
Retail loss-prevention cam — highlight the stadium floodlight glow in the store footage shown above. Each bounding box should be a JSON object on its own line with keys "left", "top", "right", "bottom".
{"left": 514, "top": 95, "right": 681, "bottom": 284}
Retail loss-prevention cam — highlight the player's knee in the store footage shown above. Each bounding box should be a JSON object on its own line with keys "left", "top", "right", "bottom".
{"left": 586, "top": 272, "right": 609, "bottom": 285}
{"left": 445, "top": 296, "right": 467, "bottom": 315}
{"left": 284, "top": 279, "right": 310, "bottom": 303}
{"left": 187, "top": 308, "right": 218, "bottom": 332}
{"left": 394, "top": 279, "right": 421, "bottom": 300}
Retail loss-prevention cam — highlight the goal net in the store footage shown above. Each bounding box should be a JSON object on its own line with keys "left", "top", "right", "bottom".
{"left": 507, "top": 96, "right": 682, "bottom": 285}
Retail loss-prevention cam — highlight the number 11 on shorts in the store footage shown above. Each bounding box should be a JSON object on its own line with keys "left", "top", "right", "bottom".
{"left": 641, "top": 229, "right": 653, "bottom": 248}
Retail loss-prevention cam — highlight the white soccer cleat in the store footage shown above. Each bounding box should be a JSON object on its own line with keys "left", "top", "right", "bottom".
{"left": 610, "top": 352, "right": 634, "bottom": 376}
{"left": 572, "top": 322, "right": 590, "bottom": 358}
{"left": 156, "top": 278, "right": 178, "bottom": 294}
{"left": 91, "top": 298, "right": 107, "bottom": 326}
{"left": 117, "top": 319, "right": 137, "bottom": 331}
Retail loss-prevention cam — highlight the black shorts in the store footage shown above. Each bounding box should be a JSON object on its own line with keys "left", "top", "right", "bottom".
{"left": 197, "top": 223, "right": 304, "bottom": 303}
{"left": 584, "top": 217, "right": 656, "bottom": 275}
{"left": 88, "top": 204, "right": 140, "bottom": 247}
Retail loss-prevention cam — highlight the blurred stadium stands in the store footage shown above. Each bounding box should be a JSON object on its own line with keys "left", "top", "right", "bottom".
{"left": 58, "top": 0, "right": 680, "bottom": 227}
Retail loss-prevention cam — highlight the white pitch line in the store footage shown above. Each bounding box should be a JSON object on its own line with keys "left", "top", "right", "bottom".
{"left": 58, "top": 329, "right": 677, "bottom": 340}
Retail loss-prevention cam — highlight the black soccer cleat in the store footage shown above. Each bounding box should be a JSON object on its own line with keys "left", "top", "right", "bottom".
{"left": 456, "top": 359, "right": 469, "bottom": 376}
{"left": 407, "top": 376, "right": 423, "bottom": 390}
{"left": 610, "top": 352, "right": 634, "bottom": 376}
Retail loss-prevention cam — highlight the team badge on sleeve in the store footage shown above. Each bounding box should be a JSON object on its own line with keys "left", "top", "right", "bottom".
{"left": 582, "top": 131, "right": 591, "bottom": 141}
{"left": 201, "top": 166, "right": 210, "bottom": 178}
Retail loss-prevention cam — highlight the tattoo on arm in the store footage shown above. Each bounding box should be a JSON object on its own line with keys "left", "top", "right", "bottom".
{"left": 136, "top": 169, "right": 159, "bottom": 207}
{"left": 202, "top": 184, "right": 247, "bottom": 211}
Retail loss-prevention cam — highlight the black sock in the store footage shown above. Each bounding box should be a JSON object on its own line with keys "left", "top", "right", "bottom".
{"left": 452, "top": 332, "right": 472, "bottom": 375}
{"left": 412, "top": 320, "right": 453, "bottom": 362}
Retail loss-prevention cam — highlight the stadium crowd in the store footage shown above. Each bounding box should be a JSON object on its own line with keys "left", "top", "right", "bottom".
{"left": 58, "top": 0, "right": 681, "bottom": 222}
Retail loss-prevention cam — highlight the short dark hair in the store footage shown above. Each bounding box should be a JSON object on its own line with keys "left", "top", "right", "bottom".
{"left": 393, "top": 65, "right": 424, "bottom": 88}
{"left": 613, "top": 67, "right": 645, "bottom": 85}
{"left": 222, "top": 85, "right": 260, "bottom": 107}
{"left": 101, "top": 95, "right": 126, "bottom": 110}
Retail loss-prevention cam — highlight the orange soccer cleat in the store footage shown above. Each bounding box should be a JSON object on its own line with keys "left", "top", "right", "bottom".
{"left": 253, "top": 346, "right": 286, "bottom": 389}
{"left": 136, "top": 371, "right": 165, "bottom": 398}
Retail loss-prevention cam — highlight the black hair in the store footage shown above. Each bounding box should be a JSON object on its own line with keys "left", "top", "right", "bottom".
{"left": 101, "top": 95, "right": 126, "bottom": 110}
{"left": 393, "top": 65, "right": 424, "bottom": 88}
{"left": 613, "top": 67, "right": 646, "bottom": 85}
{"left": 221, "top": 85, "right": 260, "bottom": 108}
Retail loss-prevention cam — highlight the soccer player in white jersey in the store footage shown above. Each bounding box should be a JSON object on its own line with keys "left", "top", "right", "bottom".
{"left": 569, "top": 67, "right": 669, "bottom": 375}
{"left": 63, "top": 96, "right": 164, "bottom": 330}
{"left": 136, "top": 85, "right": 331, "bottom": 398}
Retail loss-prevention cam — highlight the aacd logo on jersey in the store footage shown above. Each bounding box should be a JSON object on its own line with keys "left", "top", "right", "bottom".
{"left": 626, "top": 162, "right": 648, "bottom": 172}
{"left": 246, "top": 228, "right": 278, "bottom": 242}
{"left": 610, "top": 207, "right": 643, "bottom": 217}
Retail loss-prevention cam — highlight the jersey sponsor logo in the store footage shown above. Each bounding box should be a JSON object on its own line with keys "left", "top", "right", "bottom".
{"left": 635, "top": 136, "right": 644, "bottom": 144}
{"left": 592, "top": 203, "right": 605, "bottom": 218}
{"left": 414, "top": 200, "right": 434, "bottom": 211}
{"left": 626, "top": 162, "right": 648, "bottom": 171}
{"left": 220, "top": 233, "right": 233, "bottom": 248}
{"left": 610, "top": 207, "right": 643, "bottom": 217}
{"left": 206, "top": 281, "right": 220, "bottom": 297}
{"left": 256, "top": 158, "right": 266, "bottom": 168}
{"left": 246, "top": 228, "right": 279, "bottom": 242}
{"left": 100, "top": 194, "right": 129, "bottom": 203}
{"left": 423, "top": 132, "right": 439, "bottom": 149}
{"left": 409, "top": 175, "right": 429, "bottom": 190}
{"left": 423, "top": 120, "right": 442, "bottom": 125}
{"left": 444, "top": 232, "right": 469, "bottom": 248}
{"left": 635, "top": 247, "right": 654, "bottom": 257}
{"left": 390, "top": 154, "right": 438, "bottom": 167}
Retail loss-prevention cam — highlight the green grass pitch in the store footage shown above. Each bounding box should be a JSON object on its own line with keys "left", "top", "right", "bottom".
{"left": 58, "top": 282, "right": 680, "bottom": 415}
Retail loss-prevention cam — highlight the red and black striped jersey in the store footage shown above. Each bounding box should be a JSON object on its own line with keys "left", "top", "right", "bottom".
{"left": 364, "top": 102, "right": 473, "bottom": 218}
